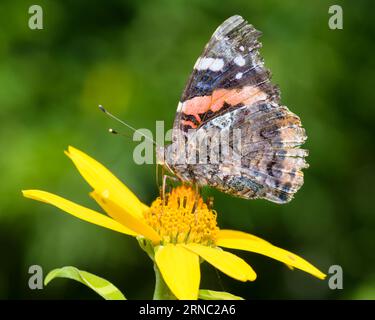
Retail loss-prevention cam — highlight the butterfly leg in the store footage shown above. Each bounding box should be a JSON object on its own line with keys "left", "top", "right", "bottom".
{"left": 192, "top": 183, "right": 200, "bottom": 215}
{"left": 159, "top": 174, "right": 177, "bottom": 220}
{"left": 161, "top": 174, "right": 179, "bottom": 205}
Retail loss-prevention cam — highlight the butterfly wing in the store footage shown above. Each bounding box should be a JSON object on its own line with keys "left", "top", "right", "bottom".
{"left": 168, "top": 15, "right": 308, "bottom": 203}
{"left": 173, "top": 15, "right": 279, "bottom": 136}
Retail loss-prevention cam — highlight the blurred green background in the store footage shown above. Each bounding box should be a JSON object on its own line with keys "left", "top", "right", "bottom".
{"left": 0, "top": 0, "right": 374, "bottom": 299}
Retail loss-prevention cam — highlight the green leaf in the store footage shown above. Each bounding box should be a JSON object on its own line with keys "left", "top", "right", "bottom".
{"left": 199, "top": 289, "right": 244, "bottom": 300}
{"left": 44, "top": 266, "right": 126, "bottom": 300}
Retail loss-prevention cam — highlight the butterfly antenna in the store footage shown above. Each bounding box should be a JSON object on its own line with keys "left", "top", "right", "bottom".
{"left": 99, "top": 105, "right": 158, "bottom": 146}
{"left": 106, "top": 128, "right": 135, "bottom": 142}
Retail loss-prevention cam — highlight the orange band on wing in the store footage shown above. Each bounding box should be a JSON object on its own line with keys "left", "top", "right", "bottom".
{"left": 181, "top": 86, "right": 268, "bottom": 127}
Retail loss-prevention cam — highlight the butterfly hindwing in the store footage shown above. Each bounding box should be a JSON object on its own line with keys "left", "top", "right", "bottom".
{"left": 173, "top": 101, "right": 308, "bottom": 203}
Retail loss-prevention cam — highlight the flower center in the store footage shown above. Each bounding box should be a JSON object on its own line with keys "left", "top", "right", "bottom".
{"left": 144, "top": 186, "right": 219, "bottom": 245}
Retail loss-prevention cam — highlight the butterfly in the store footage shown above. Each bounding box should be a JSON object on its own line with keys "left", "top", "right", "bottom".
{"left": 156, "top": 15, "right": 308, "bottom": 204}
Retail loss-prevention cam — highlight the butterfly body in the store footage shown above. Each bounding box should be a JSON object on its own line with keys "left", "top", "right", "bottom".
{"left": 157, "top": 15, "right": 308, "bottom": 204}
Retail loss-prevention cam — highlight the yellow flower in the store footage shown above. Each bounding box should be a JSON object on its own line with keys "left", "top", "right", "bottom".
{"left": 22, "top": 146, "right": 326, "bottom": 300}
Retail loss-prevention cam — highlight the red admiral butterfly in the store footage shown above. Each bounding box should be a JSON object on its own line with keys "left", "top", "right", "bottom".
{"left": 156, "top": 15, "right": 308, "bottom": 204}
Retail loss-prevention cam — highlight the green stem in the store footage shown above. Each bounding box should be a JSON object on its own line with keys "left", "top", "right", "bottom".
{"left": 153, "top": 264, "right": 176, "bottom": 300}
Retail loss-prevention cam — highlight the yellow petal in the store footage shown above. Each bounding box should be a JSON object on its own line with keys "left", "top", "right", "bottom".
{"left": 65, "top": 146, "right": 144, "bottom": 219}
{"left": 184, "top": 244, "right": 256, "bottom": 282}
{"left": 140, "top": 202, "right": 150, "bottom": 212}
{"left": 217, "top": 229, "right": 271, "bottom": 244}
{"left": 155, "top": 244, "right": 200, "bottom": 300}
{"left": 90, "top": 191, "right": 160, "bottom": 244}
{"left": 217, "top": 229, "right": 326, "bottom": 280}
{"left": 22, "top": 190, "right": 136, "bottom": 236}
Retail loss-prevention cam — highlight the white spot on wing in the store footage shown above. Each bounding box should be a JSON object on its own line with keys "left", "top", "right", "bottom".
{"left": 234, "top": 56, "right": 246, "bottom": 66}
{"left": 239, "top": 46, "right": 245, "bottom": 51}
{"left": 199, "top": 57, "right": 212, "bottom": 70}
{"left": 195, "top": 57, "right": 224, "bottom": 72}
{"left": 210, "top": 59, "right": 224, "bottom": 71}
{"left": 177, "top": 102, "right": 183, "bottom": 112}
{"left": 235, "top": 72, "right": 243, "bottom": 79}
